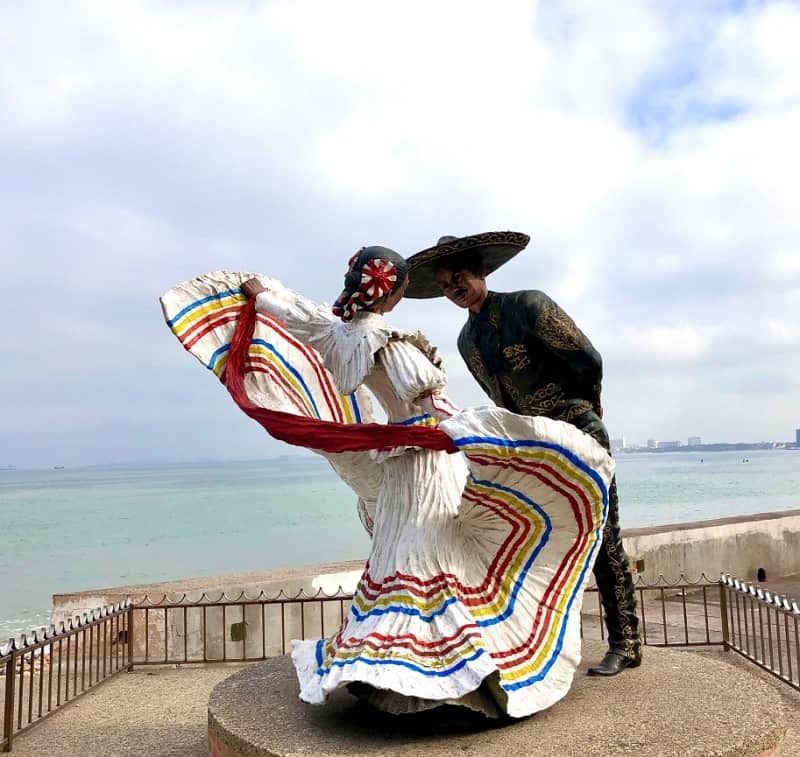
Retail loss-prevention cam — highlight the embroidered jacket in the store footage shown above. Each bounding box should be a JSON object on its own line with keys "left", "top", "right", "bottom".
{"left": 457, "top": 290, "right": 603, "bottom": 429}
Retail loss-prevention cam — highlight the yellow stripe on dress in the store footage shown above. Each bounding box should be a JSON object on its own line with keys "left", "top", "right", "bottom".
{"left": 212, "top": 344, "right": 318, "bottom": 418}
{"left": 170, "top": 293, "right": 244, "bottom": 338}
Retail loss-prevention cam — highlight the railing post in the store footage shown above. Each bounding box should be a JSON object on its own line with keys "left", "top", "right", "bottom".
{"left": 719, "top": 576, "right": 730, "bottom": 652}
{"left": 126, "top": 605, "right": 135, "bottom": 672}
{"left": 3, "top": 650, "right": 16, "bottom": 752}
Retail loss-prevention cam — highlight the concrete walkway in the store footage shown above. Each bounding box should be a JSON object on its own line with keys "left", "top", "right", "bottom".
{"left": 7, "top": 647, "right": 798, "bottom": 756}
{"left": 7, "top": 664, "right": 246, "bottom": 757}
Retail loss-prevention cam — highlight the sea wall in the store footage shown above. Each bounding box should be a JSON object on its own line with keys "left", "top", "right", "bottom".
{"left": 47, "top": 510, "right": 800, "bottom": 660}
{"left": 50, "top": 560, "right": 365, "bottom": 628}
{"left": 48, "top": 561, "right": 364, "bottom": 662}
{"left": 622, "top": 509, "right": 800, "bottom": 584}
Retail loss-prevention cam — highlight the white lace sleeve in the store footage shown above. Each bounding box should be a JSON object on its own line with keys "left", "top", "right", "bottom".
{"left": 254, "top": 289, "right": 334, "bottom": 339}
{"left": 254, "top": 292, "right": 393, "bottom": 396}
{"left": 379, "top": 338, "right": 447, "bottom": 403}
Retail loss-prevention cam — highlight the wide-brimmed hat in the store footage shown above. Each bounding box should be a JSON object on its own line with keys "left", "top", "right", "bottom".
{"left": 404, "top": 231, "right": 530, "bottom": 299}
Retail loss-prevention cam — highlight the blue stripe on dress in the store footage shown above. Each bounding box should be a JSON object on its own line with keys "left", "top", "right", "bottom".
{"left": 167, "top": 287, "right": 241, "bottom": 327}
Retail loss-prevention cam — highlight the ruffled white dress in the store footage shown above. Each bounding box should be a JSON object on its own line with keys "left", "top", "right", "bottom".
{"left": 160, "top": 272, "right": 614, "bottom": 719}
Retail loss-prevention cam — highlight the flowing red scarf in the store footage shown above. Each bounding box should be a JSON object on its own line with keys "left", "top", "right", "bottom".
{"left": 224, "top": 300, "right": 458, "bottom": 454}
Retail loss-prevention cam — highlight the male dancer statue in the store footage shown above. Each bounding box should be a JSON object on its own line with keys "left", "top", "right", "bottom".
{"left": 405, "top": 232, "right": 642, "bottom": 676}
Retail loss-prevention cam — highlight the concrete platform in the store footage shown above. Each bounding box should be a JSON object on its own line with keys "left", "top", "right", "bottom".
{"left": 207, "top": 640, "right": 788, "bottom": 757}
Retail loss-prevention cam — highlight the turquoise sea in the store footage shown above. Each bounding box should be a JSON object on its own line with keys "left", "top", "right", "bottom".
{"left": 1, "top": 449, "right": 798, "bottom": 642}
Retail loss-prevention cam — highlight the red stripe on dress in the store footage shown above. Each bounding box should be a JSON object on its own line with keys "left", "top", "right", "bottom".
{"left": 255, "top": 313, "right": 344, "bottom": 423}
{"left": 331, "top": 625, "right": 482, "bottom": 657}
{"left": 181, "top": 304, "right": 342, "bottom": 422}
{"left": 247, "top": 356, "right": 310, "bottom": 415}
{"left": 462, "top": 454, "right": 596, "bottom": 663}
{"left": 357, "top": 453, "right": 593, "bottom": 603}
{"left": 185, "top": 313, "right": 241, "bottom": 351}
{"left": 356, "top": 487, "right": 529, "bottom": 603}
{"left": 356, "top": 459, "right": 597, "bottom": 670}
{"left": 470, "top": 461, "right": 597, "bottom": 668}
{"left": 179, "top": 304, "right": 241, "bottom": 346}
{"left": 466, "top": 453, "right": 594, "bottom": 525}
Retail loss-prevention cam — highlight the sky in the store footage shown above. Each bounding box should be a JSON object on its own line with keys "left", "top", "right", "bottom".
{"left": 2, "top": 0, "right": 799, "bottom": 468}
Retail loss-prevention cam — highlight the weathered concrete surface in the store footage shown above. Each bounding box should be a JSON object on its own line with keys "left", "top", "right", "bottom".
{"left": 623, "top": 509, "right": 800, "bottom": 584}
{"left": 5, "top": 644, "right": 796, "bottom": 757}
{"left": 696, "top": 649, "right": 800, "bottom": 757}
{"left": 7, "top": 664, "right": 247, "bottom": 757}
{"left": 207, "top": 641, "right": 787, "bottom": 757}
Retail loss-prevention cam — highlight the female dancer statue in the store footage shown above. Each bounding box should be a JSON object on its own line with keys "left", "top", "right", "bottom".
{"left": 160, "top": 246, "right": 614, "bottom": 718}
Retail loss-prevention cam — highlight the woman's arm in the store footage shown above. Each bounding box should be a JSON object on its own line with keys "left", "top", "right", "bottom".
{"left": 417, "top": 390, "right": 460, "bottom": 421}
{"left": 380, "top": 338, "right": 459, "bottom": 420}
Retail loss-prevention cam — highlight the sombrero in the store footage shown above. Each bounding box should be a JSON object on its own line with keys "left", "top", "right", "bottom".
{"left": 404, "top": 231, "right": 530, "bottom": 299}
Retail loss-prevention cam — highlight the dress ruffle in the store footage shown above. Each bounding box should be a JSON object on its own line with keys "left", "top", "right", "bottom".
{"left": 292, "top": 411, "right": 611, "bottom": 718}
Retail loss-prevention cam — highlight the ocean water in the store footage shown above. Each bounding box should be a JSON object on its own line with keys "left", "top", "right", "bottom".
{"left": 1, "top": 449, "right": 798, "bottom": 642}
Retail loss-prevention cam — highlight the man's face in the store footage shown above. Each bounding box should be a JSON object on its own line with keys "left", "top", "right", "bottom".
{"left": 433, "top": 265, "right": 487, "bottom": 311}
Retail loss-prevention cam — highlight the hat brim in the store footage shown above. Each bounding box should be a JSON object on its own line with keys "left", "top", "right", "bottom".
{"left": 404, "top": 231, "right": 530, "bottom": 299}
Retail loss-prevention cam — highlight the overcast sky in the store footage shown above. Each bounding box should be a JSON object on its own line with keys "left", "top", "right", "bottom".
{"left": 2, "top": 0, "right": 799, "bottom": 468}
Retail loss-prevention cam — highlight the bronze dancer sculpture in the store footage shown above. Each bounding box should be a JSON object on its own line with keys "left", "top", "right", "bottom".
{"left": 406, "top": 232, "right": 642, "bottom": 676}
{"left": 161, "top": 247, "right": 615, "bottom": 717}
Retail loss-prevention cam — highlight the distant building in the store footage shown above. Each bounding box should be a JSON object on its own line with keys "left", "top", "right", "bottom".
{"left": 646, "top": 439, "right": 657, "bottom": 449}
{"left": 796, "top": 429, "right": 800, "bottom": 446}
{"left": 688, "top": 436, "right": 702, "bottom": 446}
{"left": 610, "top": 437, "right": 626, "bottom": 453}
{"left": 658, "top": 441, "right": 682, "bottom": 450}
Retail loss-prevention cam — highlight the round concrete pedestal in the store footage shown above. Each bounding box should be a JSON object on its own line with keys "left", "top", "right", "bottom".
{"left": 207, "top": 641, "right": 786, "bottom": 757}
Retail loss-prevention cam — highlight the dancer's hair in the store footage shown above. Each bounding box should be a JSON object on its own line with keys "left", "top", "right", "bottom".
{"left": 332, "top": 246, "right": 409, "bottom": 322}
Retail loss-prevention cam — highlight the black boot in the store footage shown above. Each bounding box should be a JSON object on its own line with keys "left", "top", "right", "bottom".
{"left": 587, "top": 648, "right": 642, "bottom": 677}
{"left": 589, "top": 475, "right": 642, "bottom": 675}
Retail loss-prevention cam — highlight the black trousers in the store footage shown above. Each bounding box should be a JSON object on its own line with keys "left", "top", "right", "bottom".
{"left": 576, "top": 414, "right": 641, "bottom": 658}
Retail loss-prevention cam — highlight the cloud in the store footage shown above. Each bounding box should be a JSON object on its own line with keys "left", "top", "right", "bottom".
{"left": 614, "top": 325, "right": 710, "bottom": 363}
{"left": 1, "top": 0, "right": 799, "bottom": 465}
{"left": 764, "top": 319, "right": 800, "bottom": 345}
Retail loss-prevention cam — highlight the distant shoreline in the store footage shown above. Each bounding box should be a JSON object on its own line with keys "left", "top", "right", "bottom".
{"left": 0, "top": 455, "right": 322, "bottom": 472}
{"left": 6, "top": 446, "right": 798, "bottom": 470}
{"left": 619, "top": 443, "right": 798, "bottom": 454}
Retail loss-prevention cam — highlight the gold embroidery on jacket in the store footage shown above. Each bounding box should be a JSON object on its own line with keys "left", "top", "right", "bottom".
{"left": 555, "top": 400, "right": 594, "bottom": 422}
{"left": 500, "top": 377, "right": 566, "bottom": 416}
{"left": 502, "top": 344, "right": 530, "bottom": 372}
{"left": 466, "top": 346, "right": 485, "bottom": 380}
{"left": 537, "top": 303, "right": 586, "bottom": 351}
{"left": 467, "top": 346, "right": 501, "bottom": 400}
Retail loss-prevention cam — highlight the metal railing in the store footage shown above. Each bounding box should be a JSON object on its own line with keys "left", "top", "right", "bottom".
{"left": 130, "top": 589, "right": 352, "bottom": 665}
{"left": 2, "top": 574, "right": 798, "bottom": 751}
{"left": 719, "top": 574, "right": 800, "bottom": 691}
{"left": 127, "top": 575, "right": 725, "bottom": 667}
{"left": 1, "top": 601, "right": 131, "bottom": 752}
{"left": 586, "top": 574, "right": 723, "bottom": 648}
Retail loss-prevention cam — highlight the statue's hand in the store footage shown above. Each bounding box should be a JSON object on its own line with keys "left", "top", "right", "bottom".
{"left": 241, "top": 278, "right": 267, "bottom": 299}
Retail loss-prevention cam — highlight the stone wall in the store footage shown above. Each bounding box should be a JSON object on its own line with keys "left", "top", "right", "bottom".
{"left": 49, "top": 561, "right": 364, "bottom": 663}
{"left": 622, "top": 509, "right": 800, "bottom": 584}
